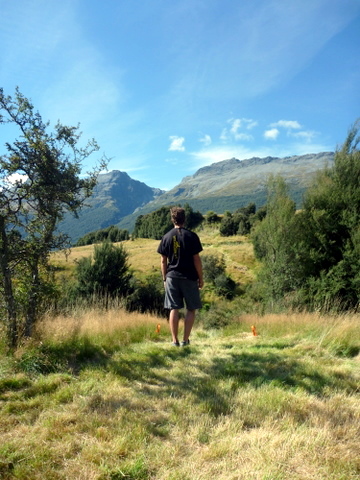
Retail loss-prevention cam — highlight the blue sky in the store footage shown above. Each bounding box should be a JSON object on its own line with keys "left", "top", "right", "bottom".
{"left": 1, "top": 0, "right": 359, "bottom": 191}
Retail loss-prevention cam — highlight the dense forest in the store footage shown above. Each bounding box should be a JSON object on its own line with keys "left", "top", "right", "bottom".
{"left": 76, "top": 225, "right": 130, "bottom": 246}
{"left": 132, "top": 204, "right": 204, "bottom": 239}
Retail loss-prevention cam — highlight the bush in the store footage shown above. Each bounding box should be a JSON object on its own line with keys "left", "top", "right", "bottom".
{"left": 199, "top": 301, "right": 235, "bottom": 330}
{"left": 125, "top": 274, "right": 166, "bottom": 316}
{"left": 214, "top": 274, "right": 236, "bottom": 299}
{"left": 205, "top": 211, "right": 221, "bottom": 224}
{"left": 219, "top": 203, "right": 257, "bottom": 236}
{"left": 219, "top": 215, "right": 237, "bottom": 236}
{"left": 202, "top": 254, "right": 237, "bottom": 300}
{"left": 202, "top": 254, "right": 226, "bottom": 282}
{"left": 74, "top": 241, "right": 132, "bottom": 299}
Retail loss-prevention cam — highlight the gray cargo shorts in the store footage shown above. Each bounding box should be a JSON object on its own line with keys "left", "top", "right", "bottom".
{"left": 164, "top": 277, "right": 202, "bottom": 310}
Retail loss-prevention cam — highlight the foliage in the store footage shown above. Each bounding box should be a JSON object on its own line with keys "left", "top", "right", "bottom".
{"left": 0, "top": 87, "right": 107, "bottom": 347}
{"left": 252, "top": 120, "right": 360, "bottom": 311}
{"left": 133, "top": 203, "right": 204, "bottom": 239}
{"left": 133, "top": 207, "right": 172, "bottom": 239}
{"left": 202, "top": 253, "right": 237, "bottom": 300}
{"left": 294, "top": 121, "right": 360, "bottom": 309}
{"left": 202, "top": 254, "right": 227, "bottom": 282}
{"left": 125, "top": 273, "right": 166, "bottom": 316}
{"left": 75, "top": 225, "right": 129, "bottom": 246}
{"left": 251, "top": 176, "right": 305, "bottom": 306}
{"left": 219, "top": 212, "right": 238, "bottom": 236}
{"left": 205, "top": 210, "right": 221, "bottom": 224}
{"left": 74, "top": 241, "right": 132, "bottom": 299}
{"left": 213, "top": 274, "right": 237, "bottom": 299}
{"left": 219, "top": 202, "right": 258, "bottom": 236}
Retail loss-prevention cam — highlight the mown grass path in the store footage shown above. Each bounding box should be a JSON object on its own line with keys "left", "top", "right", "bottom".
{"left": 0, "top": 314, "right": 359, "bottom": 479}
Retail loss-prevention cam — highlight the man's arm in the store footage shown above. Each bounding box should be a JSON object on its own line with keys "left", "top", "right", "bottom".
{"left": 160, "top": 255, "right": 168, "bottom": 282}
{"left": 193, "top": 253, "right": 204, "bottom": 289}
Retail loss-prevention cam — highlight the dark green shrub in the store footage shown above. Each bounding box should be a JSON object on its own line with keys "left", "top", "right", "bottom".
{"left": 205, "top": 211, "right": 221, "bottom": 224}
{"left": 202, "top": 254, "right": 226, "bottom": 282}
{"left": 133, "top": 204, "right": 204, "bottom": 239}
{"left": 74, "top": 241, "right": 132, "bottom": 298}
{"left": 199, "top": 302, "right": 235, "bottom": 330}
{"left": 202, "top": 253, "right": 237, "bottom": 300}
{"left": 219, "top": 214, "right": 237, "bottom": 236}
{"left": 214, "top": 274, "right": 236, "bottom": 299}
{"left": 125, "top": 274, "right": 166, "bottom": 316}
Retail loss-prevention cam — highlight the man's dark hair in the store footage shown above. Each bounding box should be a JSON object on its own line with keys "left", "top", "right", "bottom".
{"left": 170, "top": 207, "right": 186, "bottom": 226}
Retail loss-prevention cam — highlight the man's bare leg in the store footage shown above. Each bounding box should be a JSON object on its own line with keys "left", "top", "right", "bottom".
{"left": 169, "top": 309, "right": 180, "bottom": 344}
{"left": 183, "top": 309, "right": 196, "bottom": 343}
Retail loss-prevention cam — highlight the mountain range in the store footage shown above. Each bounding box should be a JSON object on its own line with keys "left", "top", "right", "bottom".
{"left": 59, "top": 152, "right": 335, "bottom": 243}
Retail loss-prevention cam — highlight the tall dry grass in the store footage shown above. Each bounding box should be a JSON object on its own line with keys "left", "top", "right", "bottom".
{"left": 37, "top": 308, "right": 167, "bottom": 342}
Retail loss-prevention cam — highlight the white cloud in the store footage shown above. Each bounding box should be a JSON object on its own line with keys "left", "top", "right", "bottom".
{"left": 290, "top": 130, "right": 317, "bottom": 141}
{"left": 230, "top": 119, "right": 242, "bottom": 136}
{"left": 6, "top": 173, "right": 28, "bottom": 184}
{"left": 264, "top": 128, "right": 280, "bottom": 140}
{"left": 244, "top": 119, "right": 258, "bottom": 130}
{"left": 199, "top": 134, "right": 212, "bottom": 146}
{"left": 221, "top": 118, "right": 256, "bottom": 142}
{"left": 220, "top": 128, "right": 228, "bottom": 142}
{"left": 189, "top": 137, "right": 332, "bottom": 172}
{"left": 271, "top": 120, "right": 302, "bottom": 130}
{"left": 267, "top": 121, "right": 317, "bottom": 142}
{"left": 237, "top": 132, "right": 254, "bottom": 141}
{"left": 169, "top": 136, "right": 185, "bottom": 151}
{"left": 0, "top": 173, "right": 28, "bottom": 191}
{"left": 190, "top": 145, "right": 270, "bottom": 169}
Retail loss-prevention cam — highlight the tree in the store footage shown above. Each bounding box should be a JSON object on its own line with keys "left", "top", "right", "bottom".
{"left": 75, "top": 225, "right": 129, "bottom": 246}
{"left": 251, "top": 120, "right": 360, "bottom": 311}
{"left": 0, "top": 88, "right": 107, "bottom": 347}
{"left": 219, "top": 213, "right": 237, "bottom": 236}
{"left": 251, "top": 176, "right": 304, "bottom": 305}
{"left": 74, "top": 241, "right": 132, "bottom": 299}
{"left": 297, "top": 119, "right": 360, "bottom": 309}
{"left": 202, "top": 253, "right": 237, "bottom": 299}
{"left": 205, "top": 211, "right": 220, "bottom": 224}
{"left": 219, "top": 203, "right": 257, "bottom": 236}
{"left": 133, "top": 204, "right": 203, "bottom": 239}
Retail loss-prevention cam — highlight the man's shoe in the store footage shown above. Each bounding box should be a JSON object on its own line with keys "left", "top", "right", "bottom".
{"left": 172, "top": 341, "right": 180, "bottom": 347}
{"left": 181, "top": 340, "right": 190, "bottom": 347}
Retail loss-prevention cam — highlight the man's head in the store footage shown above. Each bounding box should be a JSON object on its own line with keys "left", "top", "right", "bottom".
{"left": 170, "top": 207, "right": 186, "bottom": 226}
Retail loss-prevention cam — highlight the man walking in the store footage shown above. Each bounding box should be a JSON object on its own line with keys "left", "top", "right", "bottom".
{"left": 157, "top": 207, "right": 204, "bottom": 346}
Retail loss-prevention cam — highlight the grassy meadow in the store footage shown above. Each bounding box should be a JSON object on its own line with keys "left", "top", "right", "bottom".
{"left": 1, "top": 230, "right": 359, "bottom": 479}
{"left": 51, "top": 227, "right": 257, "bottom": 286}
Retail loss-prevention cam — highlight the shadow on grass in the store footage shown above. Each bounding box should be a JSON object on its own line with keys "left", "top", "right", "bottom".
{"left": 14, "top": 340, "right": 359, "bottom": 418}
{"left": 206, "top": 351, "right": 326, "bottom": 393}
{"left": 16, "top": 338, "right": 110, "bottom": 376}
{"left": 108, "top": 343, "right": 359, "bottom": 415}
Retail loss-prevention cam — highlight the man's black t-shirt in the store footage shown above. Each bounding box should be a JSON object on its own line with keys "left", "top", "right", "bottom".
{"left": 157, "top": 227, "right": 203, "bottom": 280}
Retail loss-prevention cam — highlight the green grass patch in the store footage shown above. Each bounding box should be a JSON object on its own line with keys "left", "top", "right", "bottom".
{"left": 0, "top": 313, "right": 359, "bottom": 479}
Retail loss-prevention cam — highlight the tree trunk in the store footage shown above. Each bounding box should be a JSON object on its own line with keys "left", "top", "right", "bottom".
{"left": 24, "top": 260, "right": 40, "bottom": 338}
{"left": 0, "top": 217, "right": 18, "bottom": 348}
